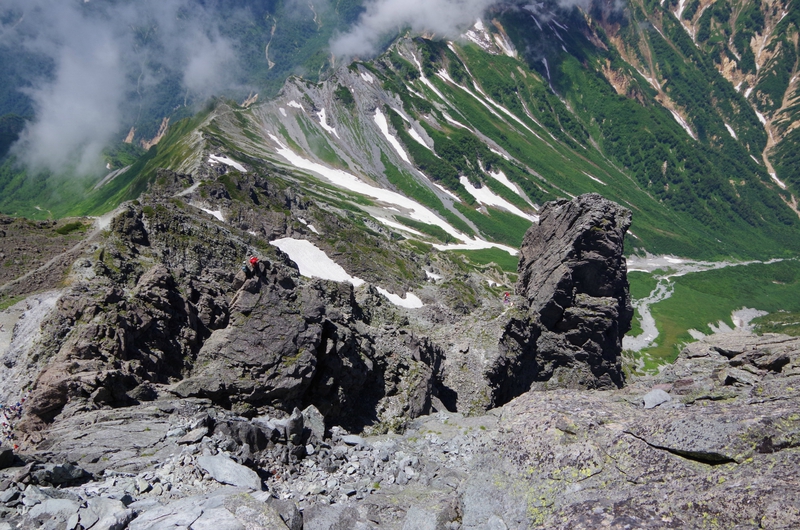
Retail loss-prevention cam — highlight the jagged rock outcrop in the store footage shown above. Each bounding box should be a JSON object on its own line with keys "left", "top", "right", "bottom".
{"left": 2, "top": 331, "right": 798, "bottom": 529}
{"left": 8, "top": 191, "right": 636, "bottom": 440}
{"left": 7, "top": 182, "right": 443, "bottom": 438}
{"left": 491, "top": 194, "right": 632, "bottom": 403}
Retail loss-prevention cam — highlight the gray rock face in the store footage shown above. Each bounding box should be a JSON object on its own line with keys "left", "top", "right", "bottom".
{"left": 0, "top": 332, "right": 797, "bottom": 530}
{"left": 642, "top": 388, "right": 671, "bottom": 409}
{"left": 492, "top": 194, "right": 632, "bottom": 401}
{"left": 196, "top": 455, "right": 262, "bottom": 490}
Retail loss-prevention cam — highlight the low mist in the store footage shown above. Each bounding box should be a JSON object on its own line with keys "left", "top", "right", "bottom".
{"left": 0, "top": 0, "right": 247, "bottom": 177}
{"left": 330, "top": 0, "right": 603, "bottom": 58}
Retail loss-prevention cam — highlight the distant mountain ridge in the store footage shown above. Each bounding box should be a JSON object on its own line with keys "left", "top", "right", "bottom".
{"left": 0, "top": 0, "right": 798, "bottom": 263}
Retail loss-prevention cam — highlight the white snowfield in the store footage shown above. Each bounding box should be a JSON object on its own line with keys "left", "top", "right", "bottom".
{"left": 668, "top": 110, "right": 696, "bottom": 140}
{"left": 769, "top": 172, "right": 788, "bottom": 190}
{"left": 360, "top": 72, "right": 374, "bottom": 84}
{"left": 195, "top": 206, "right": 225, "bottom": 222}
{"left": 287, "top": 100, "right": 303, "bottom": 110}
{"left": 376, "top": 217, "right": 425, "bottom": 237}
{"left": 298, "top": 218, "right": 320, "bottom": 235}
{"left": 442, "top": 112, "right": 467, "bottom": 129}
{"left": 270, "top": 238, "right": 424, "bottom": 308}
{"left": 271, "top": 237, "right": 364, "bottom": 287}
{"left": 433, "top": 182, "right": 460, "bottom": 201}
{"left": 317, "top": 108, "right": 340, "bottom": 138}
{"left": 407, "top": 127, "right": 431, "bottom": 150}
{"left": 488, "top": 169, "right": 532, "bottom": 201}
{"left": 266, "top": 133, "right": 517, "bottom": 255}
{"left": 459, "top": 176, "right": 538, "bottom": 222}
{"left": 375, "top": 287, "right": 424, "bottom": 309}
{"left": 209, "top": 155, "right": 246, "bottom": 173}
{"left": 175, "top": 181, "right": 201, "bottom": 197}
{"left": 489, "top": 148, "right": 510, "bottom": 161}
{"left": 374, "top": 108, "right": 410, "bottom": 163}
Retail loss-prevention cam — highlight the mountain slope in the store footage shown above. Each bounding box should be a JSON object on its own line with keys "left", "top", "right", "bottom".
{"left": 5, "top": 1, "right": 799, "bottom": 261}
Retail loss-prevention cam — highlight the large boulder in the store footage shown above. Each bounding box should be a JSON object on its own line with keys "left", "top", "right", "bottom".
{"left": 491, "top": 194, "right": 632, "bottom": 402}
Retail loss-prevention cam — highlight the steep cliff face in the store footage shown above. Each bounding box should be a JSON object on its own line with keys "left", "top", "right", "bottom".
{"left": 491, "top": 194, "right": 632, "bottom": 403}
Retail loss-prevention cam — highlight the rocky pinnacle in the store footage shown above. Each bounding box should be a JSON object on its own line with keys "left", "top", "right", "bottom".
{"left": 492, "top": 194, "right": 633, "bottom": 402}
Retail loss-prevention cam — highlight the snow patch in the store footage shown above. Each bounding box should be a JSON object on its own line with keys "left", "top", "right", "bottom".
{"left": 433, "top": 240, "right": 518, "bottom": 254}
{"left": 360, "top": 72, "right": 374, "bottom": 83}
{"left": 196, "top": 206, "right": 225, "bottom": 222}
{"left": 433, "top": 182, "right": 460, "bottom": 201}
{"left": 463, "top": 20, "right": 495, "bottom": 53}
{"left": 209, "top": 155, "right": 246, "bottom": 173}
{"left": 287, "top": 100, "right": 303, "bottom": 110}
{"left": 442, "top": 112, "right": 467, "bottom": 129}
{"left": 459, "top": 176, "right": 538, "bottom": 222}
{"left": 436, "top": 70, "right": 502, "bottom": 122}
{"left": 583, "top": 172, "right": 606, "bottom": 186}
{"left": 489, "top": 148, "right": 510, "bottom": 161}
{"left": 493, "top": 33, "right": 516, "bottom": 58}
{"left": 298, "top": 218, "right": 320, "bottom": 234}
{"left": 374, "top": 108, "right": 410, "bottom": 163}
{"left": 271, "top": 237, "right": 365, "bottom": 287}
{"left": 769, "top": 172, "right": 788, "bottom": 189}
{"left": 268, "top": 135, "right": 517, "bottom": 255}
{"left": 376, "top": 217, "right": 426, "bottom": 237}
{"left": 724, "top": 123, "right": 737, "bottom": 139}
{"left": 745, "top": 86, "right": 754, "bottom": 98}
{"left": 488, "top": 169, "right": 530, "bottom": 199}
{"left": 175, "top": 181, "right": 201, "bottom": 197}
{"left": 317, "top": 108, "right": 340, "bottom": 138}
{"left": 409, "top": 53, "right": 448, "bottom": 102}
{"left": 268, "top": 134, "right": 464, "bottom": 240}
{"left": 425, "top": 270, "right": 442, "bottom": 280}
{"left": 271, "top": 238, "right": 423, "bottom": 308}
{"left": 375, "top": 287, "right": 424, "bottom": 309}
{"left": 279, "top": 108, "right": 287, "bottom": 117}
{"left": 755, "top": 111, "right": 767, "bottom": 125}
{"left": 407, "top": 128, "right": 431, "bottom": 150}
{"left": 668, "top": 110, "right": 696, "bottom": 139}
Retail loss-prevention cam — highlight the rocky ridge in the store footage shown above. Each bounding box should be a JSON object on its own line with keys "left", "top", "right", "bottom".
{"left": 1, "top": 331, "right": 798, "bottom": 529}
{"left": 2, "top": 177, "right": 796, "bottom": 528}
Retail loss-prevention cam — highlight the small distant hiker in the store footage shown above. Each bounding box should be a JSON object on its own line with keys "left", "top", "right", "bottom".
{"left": 249, "top": 255, "right": 261, "bottom": 275}
{"left": 503, "top": 292, "right": 510, "bottom": 305}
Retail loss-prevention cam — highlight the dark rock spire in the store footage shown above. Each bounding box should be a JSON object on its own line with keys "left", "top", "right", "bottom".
{"left": 491, "top": 194, "right": 633, "bottom": 403}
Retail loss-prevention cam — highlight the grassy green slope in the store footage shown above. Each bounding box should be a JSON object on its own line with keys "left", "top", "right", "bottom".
{"left": 629, "top": 259, "right": 800, "bottom": 369}
{"left": 489, "top": 5, "right": 799, "bottom": 259}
